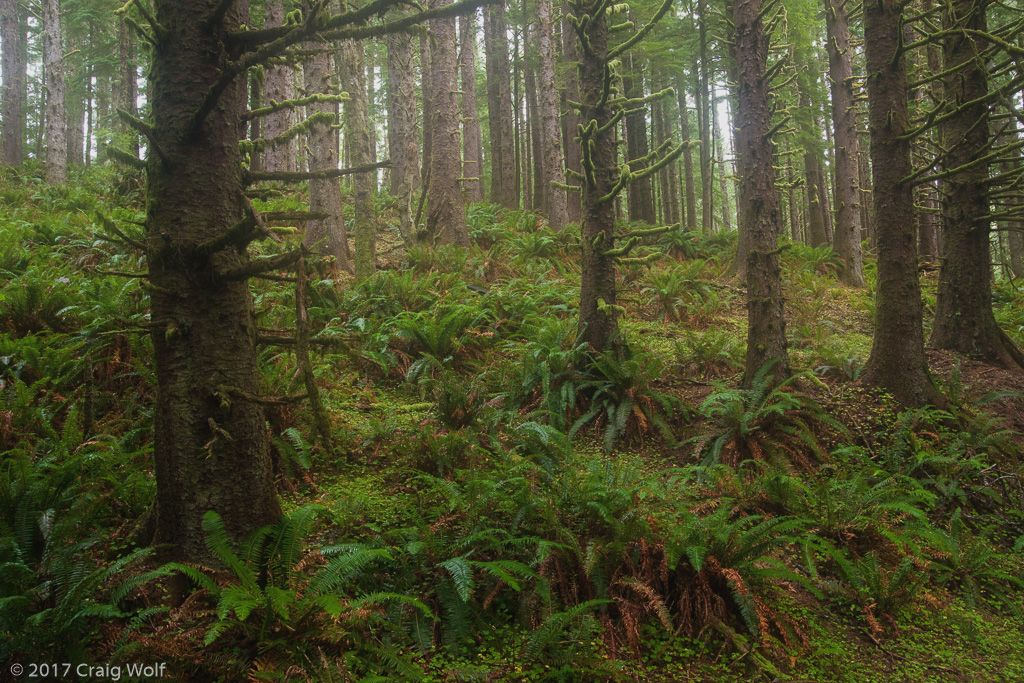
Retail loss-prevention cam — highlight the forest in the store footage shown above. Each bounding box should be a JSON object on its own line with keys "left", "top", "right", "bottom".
{"left": 1, "top": 0, "right": 1024, "bottom": 679}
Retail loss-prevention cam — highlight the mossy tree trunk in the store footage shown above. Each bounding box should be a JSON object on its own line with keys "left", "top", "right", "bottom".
{"left": 459, "top": 11, "right": 485, "bottom": 204}
{"left": 146, "top": 0, "right": 283, "bottom": 562}
{"left": 676, "top": 80, "right": 697, "bottom": 232}
{"left": 572, "top": 1, "right": 621, "bottom": 354}
{"left": 731, "top": 0, "right": 790, "bottom": 387}
{"left": 1, "top": 0, "right": 24, "bottom": 168}
{"left": 860, "top": 0, "right": 944, "bottom": 407}
{"left": 43, "top": 0, "right": 66, "bottom": 184}
{"left": 303, "top": 18, "right": 353, "bottom": 276}
{"left": 338, "top": 35, "right": 377, "bottom": 279}
{"left": 425, "top": 0, "right": 469, "bottom": 246}
{"left": 483, "top": 4, "right": 517, "bottom": 208}
{"left": 536, "top": 0, "right": 568, "bottom": 230}
{"left": 561, "top": 2, "right": 583, "bottom": 224}
{"left": 825, "top": 0, "right": 865, "bottom": 286}
{"left": 386, "top": 21, "right": 420, "bottom": 245}
{"left": 262, "top": 0, "right": 295, "bottom": 173}
{"left": 928, "top": 0, "right": 1024, "bottom": 370}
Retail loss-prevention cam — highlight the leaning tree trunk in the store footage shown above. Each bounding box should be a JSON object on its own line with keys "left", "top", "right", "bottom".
{"left": 860, "top": 0, "right": 944, "bottom": 407}
{"left": 536, "top": 0, "right": 568, "bottom": 230}
{"left": 825, "top": 0, "right": 865, "bottom": 286}
{"left": 338, "top": 37, "right": 376, "bottom": 279}
{"left": 459, "top": 11, "right": 485, "bottom": 203}
{"left": 386, "top": 22, "right": 419, "bottom": 243}
{"left": 425, "top": 0, "right": 470, "bottom": 246}
{"left": 147, "top": 0, "right": 282, "bottom": 562}
{"left": 43, "top": 0, "right": 66, "bottom": 184}
{"left": 732, "top": 0, "right": 790, "bottom": 387}
{"left": 1, "top": 0, "right": 24, "bottom": 167}
{"left": 928, "top": 0, "right": 1024, "bottom": 369}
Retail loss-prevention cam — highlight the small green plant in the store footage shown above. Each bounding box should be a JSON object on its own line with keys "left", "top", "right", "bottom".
{"left": 572, "top": 349, "right": 689, "bottom": 451}
{"left": 694, "top": 360, "right": 840, "bottom": 470}
{"left": 641, "top": 261, "right": 711, "bottom": 322}
{"left": 918, "top": 508, "right": 1024, "bottom": 616}
{"left": 808, "top": 541, "right": 926, "bottom": 635}
{"left": 675, "top": 328, "right": 744, "bottom": 377}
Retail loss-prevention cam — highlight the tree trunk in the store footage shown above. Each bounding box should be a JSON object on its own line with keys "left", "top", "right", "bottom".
{"left": 65, "top": 31, "right": 83, "bottom": 167}
{"left": 299, "top": 26, "right": 352, "bottom": 277}
{"left": 623, "top": 53, "right": 656, "bottom": 224}
{"left": 425, "top": 0, "right": 470, "bottom": 246}
{"left": 118, "top": 17, "right": 140, "bottom": 157}
{"left": 697, "top": 0, "right": 714, "bottom": 235}
{"left": 676, "top": 79, "right": 697, "bottom": 231}
{"left": 536, "top": 0, "right": 568, "bottom": 229}
{"left": 459, "top": 11, "right": 485, "bottom": 203}
{"left": 570, "top": 0, "right": 622, "bottom": 355}
{"left": 731, "top": 0, "right": 790, "bottom": 387}
{"left": 147, "top": 0, "right": 282, "bottom": 563}
{"left": 43, "top": 0, "right": 66, "bottom": 185}
{"left": 858, "top": 135, "right": 873, "bottom": 247}
{"left": 419, "top": 33, "right": 432, "bottom": 190}
{"left": 483, "top": 4, "right": 517, "bottom": 208}
{"left": 561, "top": 3, "right": 583, "bottom": 224}
{"left": 798, "top": 85, "right": 828, "bottom": 247}
{"left": 1, "top": 0, "right": 24, "bottom": 167}
{"left": 524, "top": 38, "right": 541, "bottom": 213}
{"left": 861, "top": 0, "right": 943, "bottom": 407}
{"left": 825, "top": 0, "right": 865, "bottom": 286}
{"left": 929, "top": 0, "right": 1024, "bottom": 369}
{"left": 338, "top": 36, "right": 376, "bottom": 279}
{"left": 262, "top": 0, "right": 295, "bottom": 173}
{"left": 712, "top": 89, "right": 732, "bottom": 232}
{"left": 387, "top": 23, "right": 419, "bottom": 243}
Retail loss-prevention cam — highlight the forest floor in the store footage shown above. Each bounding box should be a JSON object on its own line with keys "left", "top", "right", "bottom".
{"left": 2, "top": 171, "right": 1024, "bottom": 682}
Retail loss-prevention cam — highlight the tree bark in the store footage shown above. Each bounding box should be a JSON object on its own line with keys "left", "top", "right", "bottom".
{"left": 425, "top": 0, "right": 470, "bottom": 246}
{"left": 419, "top": 32, "right": 433, "bottom": 189}
{"left": 623, "top": 53, "right": 656, "bottom": 224}
{"left": 676, "top": 79, "right": 697, "bottom": 231}
{"left": 712, "top": 89, "right": 732, "bottom": 232}
{"left": 65, "top": 30, "right": 83, "bottom": 167}
{"left": 338, "top": 36, "right": 376, "bottom": 279}
{"left": 147, "top": 0, "right": 282, "bottom": 562}
{"left": 387, "top": 22, "right": 419, "bottom": 243}
{"left": 1, "top": 0, "right": 24, "bottom": 167}
{"left": 861, "top": 0, "right": 944, "bottom": 407}
{"left": 570, "top": 0, "right": 622, "bottom": 355}
{"left": 697, "top": 0, "right": 714, "bottom": 235}
{"left": 459, "top": 11, "right": 485, "bottom": 203}
{"left": 262, "top": 0, "right": 295, "bottom": 173}
{"left": 483, "top": 4, "right": 517, "bottom": 208}
{"left": 535, "top": 0, "right": 568, "bottom": 229}
{"left": 524, "top": 34, "right": 540, "bottom": 213}
{"left": 43, "top": 0, "right": 66, "bottom": 184}
{"left": 731, "top": 0, "right": 790, "bottom": 387}
{"left": 825, "top": 0, "right": 865, "bottom": 286}
{"left": 561, "top": 3, "right": 583, "bottom": 224}
{"left": 929, "top": 0, "right": 1024, "bottom": 369}
{"left": 118, "top": 17, "right": 140, "bottom": 157}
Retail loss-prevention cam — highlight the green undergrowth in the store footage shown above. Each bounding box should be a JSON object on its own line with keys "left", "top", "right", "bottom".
{"left": 2, "top": 172, "right": 1024, "bottom": 681}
